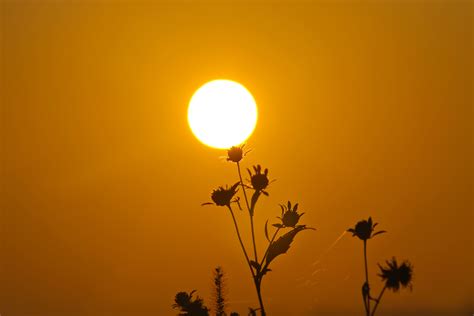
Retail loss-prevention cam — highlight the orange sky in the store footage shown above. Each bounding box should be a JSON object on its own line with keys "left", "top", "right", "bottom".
{"left": 1, "top": 1, "right": 472, "bottom": 315}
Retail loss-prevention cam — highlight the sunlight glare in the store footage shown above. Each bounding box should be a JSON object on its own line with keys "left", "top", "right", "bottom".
{"left": 188, "top": 80, "right": 258, "bottom": 149}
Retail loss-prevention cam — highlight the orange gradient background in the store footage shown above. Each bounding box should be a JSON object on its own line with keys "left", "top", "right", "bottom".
{"left": 1, "top": 2, "right": 472, "bottom": 315}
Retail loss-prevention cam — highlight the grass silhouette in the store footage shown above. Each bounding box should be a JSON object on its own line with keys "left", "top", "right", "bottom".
{"left": 212, "top": 267, "right": 227, "bottom": 316}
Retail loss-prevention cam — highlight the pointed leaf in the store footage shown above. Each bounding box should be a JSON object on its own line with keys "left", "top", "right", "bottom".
{"left": 250, "top": 191, "right": 261, "bottom": 216}
{"left": 264, "top": 220, "right": 270, "bottom": 242}
{"left": 201, "top": 202, "right": 213, "bottom": 206}
{"left": 266, "top": 226, "right": 310, "bottom": 266}
{"left": 272, "top": 223, "right": 283, "bottom": 228}
{"left": 279, "top": 204, "right": 285, "bottom": 216}
{"left": 372, "top": 230, "right": 387, "bottom": 237}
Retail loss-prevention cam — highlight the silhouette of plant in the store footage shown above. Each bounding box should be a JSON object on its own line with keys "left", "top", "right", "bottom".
{"left": 203, "top": 146, "right": 314, "bottom": 315}
{"left": 347, "top": 217, "right": 385, "bottom": 316}
{"left": 173, "top": 290, "right": 210, "bottom": 316}
{"left": 348, "top": 217, "right": 414, "bottom": 316}
{"left": 213, "top": 266, "right": 227, "bottom": 316}
{"left": 172, "top": 267, "right": 241, "bottom": 316}
{"left": 371, "top": 257, "right": 414, "bottom": 315}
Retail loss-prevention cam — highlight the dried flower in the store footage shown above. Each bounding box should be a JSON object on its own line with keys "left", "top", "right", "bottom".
{"left": 227, "top": 145, "right": 244, "bottom": 163}
{"left": 277, "top": 201, "right": 304, "bottom": 228}
{"left": 248, "top": 165, "right": 269, "bottom": 192}
{"left": 202, "top": 183, "right": 239, "bottom": 207}
{"left": 348, "top": 217, "right": 386, "bottom": 241}
{"left": 378, "top": 257, "right": 414, "bottom": 292}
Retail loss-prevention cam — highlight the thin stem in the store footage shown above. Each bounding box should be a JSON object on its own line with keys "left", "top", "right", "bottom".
{"left": 255, "top": 279, "right": 266, "bottom": 316}
{"left": 364, "top": 240, "right": 370, "bottom": 316}
{"left": 236, "top": 162, "right": 258, "bottom": 263}
{"left": 259, "top": 227, "right": 281, "bottom": 268}
{"left": 226, "top": 205, "right": 255, "bottom": 279}
{"left": 371, "top": 286, "right": 387, "bottom": 316}
{"left": 227, "top": 205, "right": 265, "bottom": 315}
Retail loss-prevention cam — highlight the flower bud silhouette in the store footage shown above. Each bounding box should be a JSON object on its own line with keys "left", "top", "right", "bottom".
{"left": 206, "top": 183, "right": 240, "bottom": 207}
{"left": 227, "top": 145, "right": 244, "bottom": 163}
{"left": 248, "top": 165, "right": 269, "bottom": 192}
{"left": 347, "top": 217, "right": 386, "bottom": 241}
{"left": 277, "top": 201, "right": 304, "bottom": 228}
{"left": 378, "top": 257, "right": 414, "bottom": 292}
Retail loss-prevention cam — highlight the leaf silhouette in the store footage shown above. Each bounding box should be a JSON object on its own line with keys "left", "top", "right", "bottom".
{"left": 265, "top": 226, "right": 312, "bottom": 266}
{"left": 264, "top": 220, "right": 270, "bottom": 242}
{"left": 249, "top": 191, "right": 261, "bottom": 216}
{"left": 372, "top": 230, "right": 387, "bottom": 237}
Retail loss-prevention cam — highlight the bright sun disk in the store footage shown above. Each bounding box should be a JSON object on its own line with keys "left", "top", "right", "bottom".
{"left": 188, "top": 80, "right": 258, "bottom": 149}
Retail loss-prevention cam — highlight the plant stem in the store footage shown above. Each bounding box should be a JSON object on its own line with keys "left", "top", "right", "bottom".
{"left": 259, "top": 227, "right": 281, "bottom": 267}
{"left": 236, "top": 162, "right": 258, "bottom": 263}
{"left": 255, "top": 279, "right": 266, "bottom": 316}
{"left": 235, "top": 163, "right": 265, "bottom": 315}
{"left": 226, "top": 205, "right": 255, "bottom": 279}
{"left": 371, "top": 286, "right": 387, "bottom": 316}
{"left": 364, "top": 240, "right": 370, "bottom": 316}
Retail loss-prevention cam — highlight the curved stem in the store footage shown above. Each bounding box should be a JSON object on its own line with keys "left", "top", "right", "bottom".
{"left": 364, "top": 240, "right": 370, "bottom": 316}
{"left": 226, "top": 205, "right": 255, "bottom": 279}
{"left": 371, "top": 286, "right": 387, "bottom": 316}
{"left": 237, "top": 162, "right": 258, "bottom": 263}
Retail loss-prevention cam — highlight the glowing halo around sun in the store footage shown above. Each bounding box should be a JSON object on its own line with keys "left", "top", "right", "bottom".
{"left": 188, "top": 79, "right": 258, "bottom": 149}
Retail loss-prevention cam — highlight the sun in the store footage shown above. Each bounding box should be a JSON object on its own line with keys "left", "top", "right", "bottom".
{"left": 188, "top": 80, "right": 258, "bottom": 149}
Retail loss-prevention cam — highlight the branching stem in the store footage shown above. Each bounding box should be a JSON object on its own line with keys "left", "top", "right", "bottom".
{"left": 371, "top": 286, "right": 387, "bottom": 316}
{"left": 237, "top": 162, "right": 258, "bottom": 263}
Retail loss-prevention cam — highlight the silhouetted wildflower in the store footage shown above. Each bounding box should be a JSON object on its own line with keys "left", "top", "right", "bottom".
{"left": 276, "top": 201, "right": 304, "bottom": 228}
{"left": 378, "top": 258, "right": 413, "bottom": 292}
{"left": 203, "top": 183, "right": 239, "bottom": 207}
{"left": 201, "top": 148, "right": 314, "bottom": 316}
{"left": 248, "top": 165, "right": 269, "bottom": 192}
{"left": 227, "top": 145, "right": 245, "bottom": 163}
{"left": 347, "top": 217, "right": 386, "bottom": 241}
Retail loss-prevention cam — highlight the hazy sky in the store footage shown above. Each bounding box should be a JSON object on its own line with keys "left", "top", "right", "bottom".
{"left": 1, "top": 1, "right": 472, "bottom": 315}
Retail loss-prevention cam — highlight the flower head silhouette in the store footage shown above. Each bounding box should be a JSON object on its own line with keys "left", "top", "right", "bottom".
{"left": 172, "top": 290, "right": 209, "bottom": 316}
{"left": 276, "top": 201, "right": 304, "bottom": 228}
{"left": 348, "top": 217, "right": 386, "bottom": 241}
{"left": 227, "top": 145, "right": 245, "bottom": 163}
{"left": 378, "top": 257, "right": 413, "bottom": 292}
{"left": 202, "top": 183, "right": 239, "bottom": 207}
{"left": 248, "top": 165, "right": 269, "bottom": 193}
